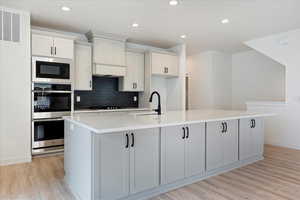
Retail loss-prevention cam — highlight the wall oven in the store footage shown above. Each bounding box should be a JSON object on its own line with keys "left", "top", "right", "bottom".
{"left": 32, "top": 118, "right": 64, "bottom": 152}
{"left": 32, "top": 56, "right": 72, "bottom": 84}
{"left": 32, "top": 83, "right": 71, "bottom": 155}
{"left": 33, "top": 83, "right": 71, "bottom": 119}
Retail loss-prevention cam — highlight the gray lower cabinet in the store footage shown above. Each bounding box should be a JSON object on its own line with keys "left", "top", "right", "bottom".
{"left": 96, "top": 128, "right": 159, "bottom": 200}
{"left": 161, "top": 123, "right": 205, "bottom": 184}
{"left": 206, "top": 120, "right": 239, "bottom": 171}
{"left": 239, "top": 118, "right": 264, "bottom": 160}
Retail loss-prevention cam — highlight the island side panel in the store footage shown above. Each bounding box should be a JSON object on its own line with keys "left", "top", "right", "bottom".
{"left": 64, "top": 120, "right": 93, "bottom": 200}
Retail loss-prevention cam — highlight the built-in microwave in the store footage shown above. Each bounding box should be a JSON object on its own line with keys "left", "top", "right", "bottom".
{"left": 32, "top": 56, "right": 72, "bottom": 84}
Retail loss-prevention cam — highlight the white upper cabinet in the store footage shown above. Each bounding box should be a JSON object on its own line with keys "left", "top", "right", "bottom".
{"left": 93, "top": 37, "right": 126, "bottom": 66}
{"left": 32, "top": 34, "right": 53, "bottom": 57}
{"left": 151, "top": 52, "right": 179, "bottom": 77}
{"left": 53, "top": 37, "right": 74, "bottom": 59}
{"left": 119, "top": 51, "right": 145, "bottom": 92}
{"left": 74, "top": 41, "right": 92, "bottom": 91}
{"left": 32, "top": 33, "right": 74, "bottom": 59}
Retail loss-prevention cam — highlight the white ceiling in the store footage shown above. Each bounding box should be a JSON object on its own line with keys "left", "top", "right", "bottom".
{"left": 1, "top": 0, "right": 300, "bottom": 55}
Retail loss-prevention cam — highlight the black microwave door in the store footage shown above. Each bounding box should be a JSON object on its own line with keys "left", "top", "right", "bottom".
{"left": 36, "top": 61, "right": 70, "bottom": 79}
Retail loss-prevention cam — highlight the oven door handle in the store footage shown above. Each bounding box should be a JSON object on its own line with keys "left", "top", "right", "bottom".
{"left": 34, "top": 118, "right": 64, "bottom": 122}
{"left": 32, "top": 90, "right": 71, "bottom": 93}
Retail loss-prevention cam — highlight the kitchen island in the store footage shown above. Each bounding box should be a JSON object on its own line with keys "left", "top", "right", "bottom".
{"left": 64, "top": 109, "right": 273, "bottom": 200}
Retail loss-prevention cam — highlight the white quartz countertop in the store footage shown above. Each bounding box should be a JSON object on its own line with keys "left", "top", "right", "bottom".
{"left": 64, "top": 109, "right": 274, "bottom": 134}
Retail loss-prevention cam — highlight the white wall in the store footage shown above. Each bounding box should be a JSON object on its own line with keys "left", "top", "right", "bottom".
{"left": 187, "top": 51, "right": 232, "bottom": 109}
{"left": 232, "top": 50, "right": 286, "bottom": 109}
{"left": 246, "top": 29, "right": 300, "bottom": 150}
{"left": 0, "top": 7, "right": 31, "bottom": 165}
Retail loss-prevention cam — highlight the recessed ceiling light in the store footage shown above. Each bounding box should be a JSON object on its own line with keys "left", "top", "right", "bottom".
{"left": 221, "top": 18, "right": 229, "bottom": 24}
{"left": 132, "top": 23, "right": 139, "bottom": 28}
{"left": 169, "top": 0, "right": 179, "bottom": 6}
{"left": 180, "top": 35, "right": 187, "bottom": 39}
{"left": 61, "top": 6, "right": 71, "bottom": 11}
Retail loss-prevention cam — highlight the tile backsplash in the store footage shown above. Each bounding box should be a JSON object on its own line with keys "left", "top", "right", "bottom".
{"left": 74, "top": 76, "right": 139, "bottom": 110}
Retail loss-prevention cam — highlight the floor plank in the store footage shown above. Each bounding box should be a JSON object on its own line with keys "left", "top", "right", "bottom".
{"left": 1, "top": 145, "right": 300, "bottom": 200}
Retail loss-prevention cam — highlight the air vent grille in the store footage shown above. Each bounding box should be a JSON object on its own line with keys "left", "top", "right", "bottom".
{"left": 0, "top": 9, "right": 20, "bottom": 42}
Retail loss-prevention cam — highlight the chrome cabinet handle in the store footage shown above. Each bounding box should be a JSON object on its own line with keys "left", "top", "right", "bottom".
{"left": 132, "top": 83, "right": 137, "bottom": 89}
{"left": 182, "top": 127, "right": 186, "bottom": 139}
{"left": 54, "top": 46, "right": 57, "bottom": 55}
{"left": 250, "top": 119, "right": 256, "bottom": 128}
{"left": 50, "top": 46, "right": 53, "bottom": 55}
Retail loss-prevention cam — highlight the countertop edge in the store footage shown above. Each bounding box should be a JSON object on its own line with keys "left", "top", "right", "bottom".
{"left": 64, "top": 113, "right": 275, "bottom": 134}
{"left": 73, "top": 108, "right": 150, "bottom": 114}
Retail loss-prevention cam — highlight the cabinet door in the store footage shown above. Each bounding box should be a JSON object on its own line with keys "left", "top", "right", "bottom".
{"left": 74, "top": 43, "right": 92, "bottom": 91}
{"left": 99, "top": 133, "right": 129, "bottom": 200}
{"left": 185, "top": 123, "right": 205, "bottom": 177}
{"left": 223, "top": 120, "right": 239, "bottom": 166}
{"left": 252, "top": 118, "right": 264, "bottom": 157}
{"left": 166, "top": 54, "right": 179, "bottom": 76}
{"left": 151, "top": 52, "right": 178, "bottom": 76}
{"left": 32, "top": 34, "right": 53, "bottom": 57}
{"left": 206, "top": 121, "right": 224, "bottom": 171}
{"left": 119, "top": 51, "right": 144, "bottom": 92}
{"left": 134, "top": 52, "right": 145, "bottom": 91}
{"left": 130, "top": 128, "right": 159, "bottom": 194}
{"left": 151, "top": 52, "right": 165, "bottom": 75}
{"left": 93, "top": 38, "right": 125, "bottom": 66}
{"left": 53, "top": 37, "right": 74, "bottom": 59}
{"left": 239, "top": 118, "right": 253, "bottom": 160}
{"left": 161, "top": 125, "right": 185, "bottom": 184}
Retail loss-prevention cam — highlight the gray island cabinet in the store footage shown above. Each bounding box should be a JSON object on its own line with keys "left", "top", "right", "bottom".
{"left": 64, "top": 110, "right": 272, "bottom": 200}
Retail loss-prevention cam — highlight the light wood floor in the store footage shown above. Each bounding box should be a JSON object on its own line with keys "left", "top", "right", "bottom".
{"left": 1, "top": 145, "right": 300, "bottom": 200}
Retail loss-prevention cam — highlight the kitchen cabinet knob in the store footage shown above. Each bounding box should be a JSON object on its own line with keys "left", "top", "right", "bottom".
{"left": 182, "top": 127, "right": 186, "bottom": 139}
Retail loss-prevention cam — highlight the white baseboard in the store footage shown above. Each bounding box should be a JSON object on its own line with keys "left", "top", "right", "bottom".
{"left": 0, "top": 156, "right": 32, "bottom": 166}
